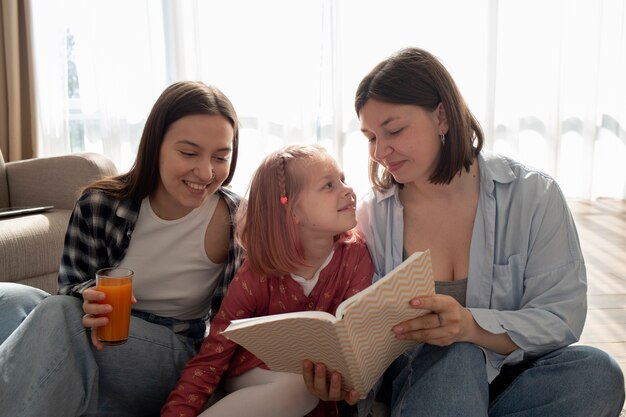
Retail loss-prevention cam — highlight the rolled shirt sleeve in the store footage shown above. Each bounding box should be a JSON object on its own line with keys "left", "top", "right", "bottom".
{"left": 469, "top": 164, "right": 586, "bottom": 378}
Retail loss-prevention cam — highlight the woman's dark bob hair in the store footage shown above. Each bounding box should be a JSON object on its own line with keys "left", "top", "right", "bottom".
{"left": 355, "top": 47, "right": 483, "bottom": 189}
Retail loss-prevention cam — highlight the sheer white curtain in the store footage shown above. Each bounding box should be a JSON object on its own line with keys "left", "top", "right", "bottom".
{"left": 29, "top": 0, "right": 72, "bottom": 158}
{"left": 492, "top": 0, "right": 626, "bottom": 199}
{"left": 171, "top": 0, "right": 334, "bottom": 194}
{"left": 30, "top": 0, "right": 167, "bottom": 171}
{"left": 335, "top": 0, "right": 492, "bottom": 198}
{"left": 159, "top": 0, "right": 492, "bottom": 197}
{"left": 29, "top": 0, "right": 626, "bottom": 199}
{"left": 69, "top": 1, "right": 167, "bottom": 170}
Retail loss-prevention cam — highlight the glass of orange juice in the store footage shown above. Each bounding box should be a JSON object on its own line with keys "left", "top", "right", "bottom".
{"left": 95, "top": 267, "right": 134, "bottom": 346}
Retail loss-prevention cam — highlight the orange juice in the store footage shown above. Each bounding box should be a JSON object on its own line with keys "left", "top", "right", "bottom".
{"left": 95, "top": 268, "right": 133, "bottom": 346}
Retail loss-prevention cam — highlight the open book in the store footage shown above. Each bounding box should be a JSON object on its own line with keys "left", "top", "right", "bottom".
{"left": 221, "top": 250, "right": 435, "bottom": 397}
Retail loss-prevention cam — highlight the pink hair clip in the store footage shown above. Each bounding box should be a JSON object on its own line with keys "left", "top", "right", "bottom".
{"left": 280, "top": 196, "right": 288, "bottom": 205}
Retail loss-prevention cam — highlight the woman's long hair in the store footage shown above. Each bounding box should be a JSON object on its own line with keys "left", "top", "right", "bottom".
{"left": 84, "top": 81, "right": 239, "bottom": 200}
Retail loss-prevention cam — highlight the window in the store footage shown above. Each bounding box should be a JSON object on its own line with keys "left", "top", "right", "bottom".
{"left": 30, "top": 0, "right": 626, "bottom": 199}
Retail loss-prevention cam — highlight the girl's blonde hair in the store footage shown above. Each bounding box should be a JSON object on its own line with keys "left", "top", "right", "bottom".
{"left": 236, "top": 144, "right": 356, "bottom": 276}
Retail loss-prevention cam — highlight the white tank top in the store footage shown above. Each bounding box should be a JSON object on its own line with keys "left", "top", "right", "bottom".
{"left": 119, "top": 194, "right": 223, "bottom": 320}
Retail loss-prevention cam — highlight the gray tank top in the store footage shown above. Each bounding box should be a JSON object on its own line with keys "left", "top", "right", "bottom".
{"left": 435, "top": 279, "right": 467, "bottom": 307}
{"left": 403, "top": 249, "right": 468, "bottom": 307}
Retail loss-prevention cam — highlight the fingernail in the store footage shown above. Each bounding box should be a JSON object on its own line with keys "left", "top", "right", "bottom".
{"left": 410, "top": 299, "right": 421, "bottom": 307}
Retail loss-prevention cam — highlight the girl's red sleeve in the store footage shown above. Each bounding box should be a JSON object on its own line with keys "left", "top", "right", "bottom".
{"left": 161, "top": 262, "right": 265, "bottom": 417}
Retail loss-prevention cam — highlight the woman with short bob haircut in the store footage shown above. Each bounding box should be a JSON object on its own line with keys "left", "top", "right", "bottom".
{"left": 304, "top": 47, "right": 625, "bottom": 417}
{"left": 355, "top": 47, "right": 483, "bottom": 189}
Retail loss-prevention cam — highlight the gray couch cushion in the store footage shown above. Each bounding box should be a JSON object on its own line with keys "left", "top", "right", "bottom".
{"left": 6, "top": 152, "right": 117, "bottom": 210}
{"left": 0, "top": 152, "right": 116, "bottom": 294}
{"left": 0, "top": 209, "right": 71, "bottom": 290}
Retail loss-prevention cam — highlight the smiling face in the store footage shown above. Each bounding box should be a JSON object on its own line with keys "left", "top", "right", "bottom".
{"left": 151, "top": 114, "right": 234, "bottom": 219}
{"left": 359, "top": 99, "right": 447, "bottom": 186}
{"left": 290, "top": 154, "right": 357, "bottom": 240}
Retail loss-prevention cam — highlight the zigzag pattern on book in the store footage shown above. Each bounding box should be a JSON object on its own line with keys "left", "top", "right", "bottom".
{"left": 222, "top": 250, "right": 435, "bottom": 396}
{"left": 234, "top": 317, "right": 354, "bottom": 388}
{"left": 335, "top": 251, "right": 435, "bottom": 393}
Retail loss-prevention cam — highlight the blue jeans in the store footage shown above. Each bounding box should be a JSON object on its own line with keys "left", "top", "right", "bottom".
{"left": 383, "top": 342, "right": 625, "bottom": 417}
{"left": 0, "top": 291, "right": 203, "bottom": 417}
{"left": 0, "top": 283, "right": 49, "bottom": 344}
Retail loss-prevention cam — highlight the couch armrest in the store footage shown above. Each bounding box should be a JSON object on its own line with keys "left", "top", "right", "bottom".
{"left": 6, "top": 153, "right": 118, "bottom": 210}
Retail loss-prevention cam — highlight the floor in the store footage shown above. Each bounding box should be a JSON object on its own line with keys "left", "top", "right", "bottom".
{"left": 569, "top": 199, "right": 626, "bottom": 402}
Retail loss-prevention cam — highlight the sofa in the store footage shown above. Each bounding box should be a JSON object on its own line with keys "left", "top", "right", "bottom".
{"left": 0, "top": 149, "right": 117, "bottom": 294}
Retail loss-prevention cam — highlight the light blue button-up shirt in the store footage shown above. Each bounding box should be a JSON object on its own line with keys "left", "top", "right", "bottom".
{"left": 356, "top": 150, "right": 586, "bottom": 384}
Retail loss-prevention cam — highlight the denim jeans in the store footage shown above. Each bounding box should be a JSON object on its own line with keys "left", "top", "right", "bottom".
{"left": 0, "top": 289, "right": 204, "bottom": 417}
{"left": 382, "top": 342, "right": 625, "bottom": 417}
{"left": 0, "top": 283, "right": 49, "bottom": 344}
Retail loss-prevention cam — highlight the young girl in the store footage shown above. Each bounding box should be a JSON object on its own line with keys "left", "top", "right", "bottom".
{"left": 161, "top": 144, "right": 375, "bottom": 417}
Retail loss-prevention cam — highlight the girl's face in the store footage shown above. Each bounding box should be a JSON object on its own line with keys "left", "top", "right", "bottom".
{"left": 291, "top": 154, "right": 357, "bottom": 240}
{"left": 152, "top": 114, "right": 233, "bottom": 220}
{"left": 359, "top": 99, "right": 447, "bottom": 185}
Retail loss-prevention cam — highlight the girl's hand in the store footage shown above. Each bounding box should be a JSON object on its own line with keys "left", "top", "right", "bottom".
{"left": 392, "top": 294, "right": 473, "bottom": 347}
{"left": 302, "top": 360, "right": 360, "bottom": 405}
{"left": 81, "top": 287, "right": 137, "bottom": 350}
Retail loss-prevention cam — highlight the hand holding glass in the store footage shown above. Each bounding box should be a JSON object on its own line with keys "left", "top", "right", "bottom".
{"left": 95, "top": 267, "right": 133, "bottom": 346}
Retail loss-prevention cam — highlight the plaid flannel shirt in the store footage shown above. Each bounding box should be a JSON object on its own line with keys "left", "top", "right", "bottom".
{"left": 58, "top": 187, "right": 244, "bottom": 320}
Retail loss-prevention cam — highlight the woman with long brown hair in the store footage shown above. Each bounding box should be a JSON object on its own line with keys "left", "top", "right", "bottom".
{"left": 0, "top": 81, "right": 244, "bottom": 417}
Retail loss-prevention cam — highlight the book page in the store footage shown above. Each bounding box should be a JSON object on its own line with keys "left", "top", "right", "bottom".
{"left": 227, "top": 310, "right": 338, "bottom": 329}
{"left": 222, "top": 315, "right": 354, "bottom": 381}
{"left": 335, "top": 250, "right": 435, "bottom": 394}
